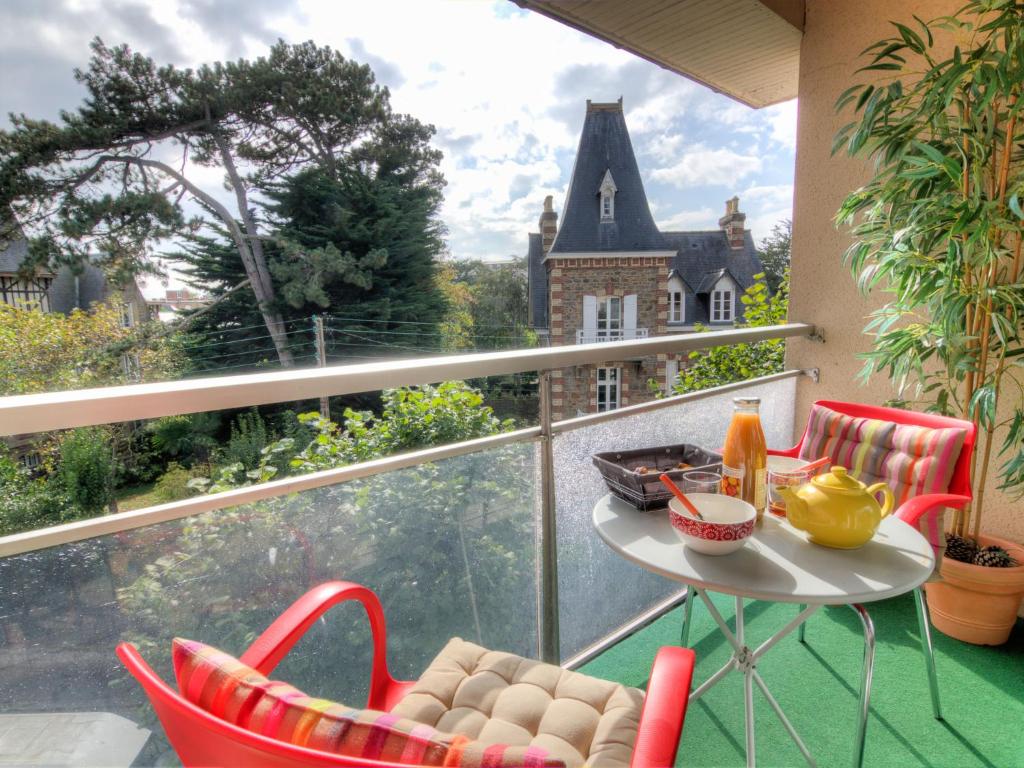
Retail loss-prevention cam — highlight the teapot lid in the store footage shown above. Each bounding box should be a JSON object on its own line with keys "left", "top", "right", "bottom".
{"left": 811, "top": 466, "right": 866, "bottom": 493}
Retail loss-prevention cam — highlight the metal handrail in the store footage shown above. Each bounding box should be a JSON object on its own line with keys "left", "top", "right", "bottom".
{"left": 0, "top": 323, "right": 813, "bottom": 436}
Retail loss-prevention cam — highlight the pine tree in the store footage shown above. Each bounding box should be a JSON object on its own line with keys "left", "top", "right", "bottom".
{"left": 0, "top": 39, "right": 441, "bottom": 366}
{"left": 178, "top": 165, "right": 448, "bottom": 371}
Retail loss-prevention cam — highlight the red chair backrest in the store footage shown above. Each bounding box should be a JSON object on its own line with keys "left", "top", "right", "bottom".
{"left": 116, "top": 643, "right": 413, "bottom": 768}
{"left": 795, "top": 399, "right": 977, "bottom": 497}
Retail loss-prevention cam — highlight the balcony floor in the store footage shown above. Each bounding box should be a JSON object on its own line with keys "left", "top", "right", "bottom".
{"left": 581, "top": 592, "right": 1024, "bottom": 767}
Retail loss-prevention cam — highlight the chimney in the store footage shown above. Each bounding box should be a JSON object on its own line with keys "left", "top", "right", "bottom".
{"left": 719, "top": 196, "right": 746, "bottom": 249}
{"left": 539, "top": 195, "right": 558, "bottom": 255}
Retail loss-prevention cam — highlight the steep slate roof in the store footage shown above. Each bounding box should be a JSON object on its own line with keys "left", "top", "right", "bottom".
{"left": 548, "top": 101, "right": 667, "bottom": 254}
{"left": 0, "top": 212, "right": 35, "bottom": 275}
{"left": 663, "top": 230, "right": 763, "bottom": 294}
{"left": 48, "top": 263, "right": 112, "bottom": 313}
{"left": 527, "top": 232, "right": 548, "bottom": 328}
{"left": 0, "top": 235, "right": 28, "bottom": 274}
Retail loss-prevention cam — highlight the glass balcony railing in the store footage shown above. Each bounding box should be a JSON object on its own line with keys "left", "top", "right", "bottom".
{"left": 0, "top": 324, "right": 816, "bottom": 765}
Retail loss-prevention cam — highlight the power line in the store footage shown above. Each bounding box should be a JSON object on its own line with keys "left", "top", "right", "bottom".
{"left": 324, "top": 325, "right": 525, "bottom": 342}
{"left": 188, "top": 341, "right": 316, "bottom": 365}
{"left": 181, "top": 326, "right": 312, "bottom": 351}
{"left": 323, "top": 312, "right": 527, "bottom": 331}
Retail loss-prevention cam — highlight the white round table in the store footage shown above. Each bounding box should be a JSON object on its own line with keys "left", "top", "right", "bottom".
{"left": 592, "top": 494, "right": 935, "bottom": 768}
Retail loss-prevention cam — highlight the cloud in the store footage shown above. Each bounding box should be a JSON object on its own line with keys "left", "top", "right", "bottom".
{"left": 650, "top": 146, "right": 762, "bottom": 188}
{"left": 177, "top": 0, "right": 300, "bottom": 56}
{"left": 0, "top": 0, "right": 186, "bottom": 121}
{"left": 347, "top": 38, "right": 405, "bottom": 88}
{"left": 1, "top": 0, "right": 796, "bottom": 266}
{"left": 741, "top": 183, "right": 793, "bottom": 209}
{"left": 764, "top": 100, "right": 798, "bottom": 150}
{"left": 657, "top": 206, "right": 717, "bottom": 232}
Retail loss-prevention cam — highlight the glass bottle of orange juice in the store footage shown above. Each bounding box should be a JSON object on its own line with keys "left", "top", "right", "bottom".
{"left": 721, "top": 397, "right": 768, "bottom": 519}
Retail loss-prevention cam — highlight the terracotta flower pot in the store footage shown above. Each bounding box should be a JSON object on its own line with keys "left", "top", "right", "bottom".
{"left": 925, "top": 534, "right": 1024, "bottom": 645}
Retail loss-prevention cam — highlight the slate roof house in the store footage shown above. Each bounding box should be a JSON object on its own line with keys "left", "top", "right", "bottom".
{"left": 0, "top": 221, "right": 150, "bottom": 325}
{"left": 527, "top": 99, "right": 763, "bottom": 419}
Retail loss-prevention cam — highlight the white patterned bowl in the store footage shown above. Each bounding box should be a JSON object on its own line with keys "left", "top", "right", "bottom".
{"left": 668, "top": 494, "right": 756, "bottom": 556}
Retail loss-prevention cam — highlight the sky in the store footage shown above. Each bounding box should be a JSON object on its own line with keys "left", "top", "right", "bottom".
{"left": 0, "top": 0, "right": 796, "bottom": 292}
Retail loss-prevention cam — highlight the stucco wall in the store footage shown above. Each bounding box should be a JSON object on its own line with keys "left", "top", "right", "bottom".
{"left": 786, "top": 0, "right": 1022, "bottom": 543}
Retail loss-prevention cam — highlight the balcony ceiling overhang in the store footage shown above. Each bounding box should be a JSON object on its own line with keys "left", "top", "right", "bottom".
{"left": 513, "top": 0, "right": 803, "bottom": 108}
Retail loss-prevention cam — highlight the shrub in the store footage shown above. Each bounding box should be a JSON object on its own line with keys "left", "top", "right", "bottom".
{"left": 222, "top": 409, "right": 270, "bottom": 470}
{"left": 148, "top": 413, "right": 220, "bottom": 467}
{"left": 0, "top": 451, "right": 76, "bottom": 535}
{"left": 152, "top": 463, "right": 199, "bottom": 504}
{"left": 56, "top": 427, "right": 115, "bottom": 515}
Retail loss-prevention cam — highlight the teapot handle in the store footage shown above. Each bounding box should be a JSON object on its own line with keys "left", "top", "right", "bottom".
{"left": 867, "top": 483, "right": 894, "bottom": 517}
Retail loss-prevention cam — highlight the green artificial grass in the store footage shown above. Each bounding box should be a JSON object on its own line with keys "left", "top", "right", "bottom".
{"left": 581, "top": 592, "right": 1024, "bottom": 767}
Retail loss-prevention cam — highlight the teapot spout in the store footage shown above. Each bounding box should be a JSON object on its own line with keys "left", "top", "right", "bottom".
{"left": 779, "top": 487, "right": 808, "bottom": 529}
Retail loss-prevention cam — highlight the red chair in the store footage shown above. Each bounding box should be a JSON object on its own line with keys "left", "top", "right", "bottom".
{"left": 773, "top": 401, "right": 974, "bottom": 717}
{"left": 119, "top": 581, "right": 696, "bottom": 768}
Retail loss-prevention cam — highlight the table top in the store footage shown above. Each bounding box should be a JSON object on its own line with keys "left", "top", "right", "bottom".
{"left": 592, "top": 494, "right": 935, "bottom": 605}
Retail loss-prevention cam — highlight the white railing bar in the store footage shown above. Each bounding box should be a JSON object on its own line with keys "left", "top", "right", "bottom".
{"left": 0, "top": 426, "right": 541, "bottom": 558}
{"left": 0, "top": 323, "right": 814, "bottom": 437}
{"left": 552, "top": 370, "right": 805, "bottom": 434}
{"left": 0, "top": 367, "right": 808, "bottom": 558}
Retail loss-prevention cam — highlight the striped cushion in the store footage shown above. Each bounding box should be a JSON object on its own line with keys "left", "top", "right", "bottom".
{"left": 172, "top": 639, "right": 567, "bottom": 767}
{"left": 172, "top": 638, "right": 453, "bottom": 764}
{"left": 798, "top": 404, "right": 967, "bottom": 559}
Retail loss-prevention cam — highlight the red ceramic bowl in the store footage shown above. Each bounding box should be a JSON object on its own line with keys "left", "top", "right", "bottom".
{"left": 668, "top": 494, "right": 756, "bottom": 555}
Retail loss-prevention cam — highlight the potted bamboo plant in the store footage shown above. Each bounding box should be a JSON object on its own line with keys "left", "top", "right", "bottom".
{"left": 835, "top": 0, "right": 1024, "bottom": 644}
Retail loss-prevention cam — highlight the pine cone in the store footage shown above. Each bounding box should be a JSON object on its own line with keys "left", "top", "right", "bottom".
{"left": 972, "top": 545, "right": 1017, "bottom": 568}
{"left": 944, "top": 533, "right": 978, "bottom": 563}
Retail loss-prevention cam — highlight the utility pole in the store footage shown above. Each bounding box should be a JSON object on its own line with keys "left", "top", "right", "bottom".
{"left": 313, "top": 315, "right": 330, "bottom": 418}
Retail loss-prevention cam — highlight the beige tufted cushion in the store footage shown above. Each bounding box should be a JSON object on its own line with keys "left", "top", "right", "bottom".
{"left": 391, "top": 638, "right": 644, "bottom": 768}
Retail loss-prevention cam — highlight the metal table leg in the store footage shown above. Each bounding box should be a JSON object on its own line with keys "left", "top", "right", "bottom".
{"left": 850, "top": 604, "right": 875, "bottom": 768}
{"left": 680, "top": 587, "right": 695, "bottom": 647}
{"left": 913, "top": 588, "right": 942, "bottom": 720}
{"left": 688, "top": 590, "right": 819, "bottom": 768}
{"left": 737, "top": 597, "right": 756, "bottom": 768}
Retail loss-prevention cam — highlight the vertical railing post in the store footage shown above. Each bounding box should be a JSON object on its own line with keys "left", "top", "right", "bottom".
{"left": 313, "top": 315, "right": 330, "bottom": 417}
{"left": 538, "top": 369, "right": 560, "bottom": 664}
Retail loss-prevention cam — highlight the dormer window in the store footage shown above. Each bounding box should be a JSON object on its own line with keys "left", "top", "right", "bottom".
{"left": 597, "top": 169, "right": 617, "bottom": 221}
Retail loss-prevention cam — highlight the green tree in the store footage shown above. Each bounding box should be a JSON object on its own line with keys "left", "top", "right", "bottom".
{"left": 178, "top": 165, "right": 447, "bottom": 370}
{"left": 0, "top": 39, "right": 441, "bottom": 366}
{"left": 55, "top": 427, "right": 116, "bottom": 515}
{"left": 757, "top": 219, "right": 792, "bottom": 294}
{"left": 453, "top": 258, "right": 532, "bottom": 350}
{"left": 0, "top": 301, "right": 180, "bottom": 395}
{"left": 0, "top": 451, "right": 76, "bottom": 536}
{"left": 669, "top": 272, "right": 789, "bottom": 394}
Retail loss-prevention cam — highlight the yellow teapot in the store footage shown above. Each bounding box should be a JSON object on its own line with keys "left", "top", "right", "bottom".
{"left": 777, "top": 466, "right": 894, "bottom": 549}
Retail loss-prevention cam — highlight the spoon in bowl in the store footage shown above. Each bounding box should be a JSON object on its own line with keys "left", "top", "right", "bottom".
{"left": 660, "top": 474, "right": 705, "bottom": 520}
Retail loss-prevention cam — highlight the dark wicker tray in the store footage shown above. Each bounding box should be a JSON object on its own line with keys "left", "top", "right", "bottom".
{"left": 592, "top": 444, "right": 723, "bottom": 512}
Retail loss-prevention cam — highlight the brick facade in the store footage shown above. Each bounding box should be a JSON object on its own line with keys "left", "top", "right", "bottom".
{"left": 546, "top": 255, "right": 675, "bottom": 420}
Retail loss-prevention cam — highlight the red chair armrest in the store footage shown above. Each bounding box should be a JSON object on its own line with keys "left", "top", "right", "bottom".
{"left": 630, "top": 646, "right": 695, "bottom": 768}
{"left": 894, "top": 494, "right": 971, "bottom": 527}
{"left": 768, "top": 446, "right": 801, "bottom": 458}
{"left": 239, "top": 581, "right": 399, "bottom": 709}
